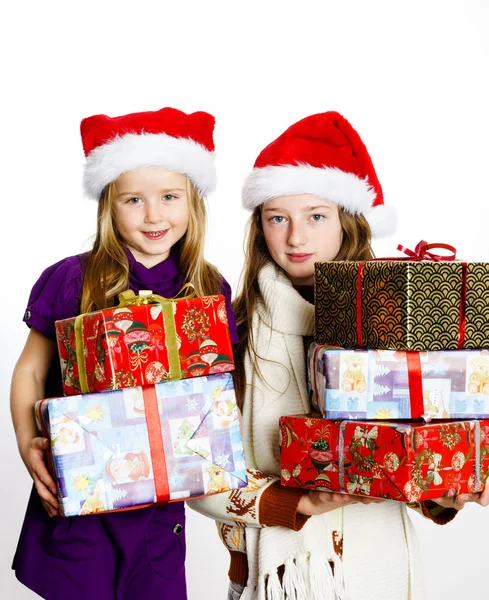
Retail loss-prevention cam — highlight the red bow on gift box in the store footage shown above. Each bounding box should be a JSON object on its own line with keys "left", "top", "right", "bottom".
{"left": 356, "top": 241, "right": 467, "bottom": 350}
{"left": 396, "top": 240, "right": 457, "bottom": 262}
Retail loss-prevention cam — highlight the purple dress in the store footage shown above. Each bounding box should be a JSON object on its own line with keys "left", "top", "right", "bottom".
{"left": 13, "top": 245, "right": 238, "bottom": 600}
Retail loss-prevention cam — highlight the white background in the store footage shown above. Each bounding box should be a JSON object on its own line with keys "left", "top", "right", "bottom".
{"left": 2, "top": 1, "right": 489, "bottom": 598}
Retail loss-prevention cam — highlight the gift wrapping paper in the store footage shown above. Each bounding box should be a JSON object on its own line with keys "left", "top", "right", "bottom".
{"left": 314, "top": 260, "right": 489, "bottom": 351}
{"left": 56, "top": 292, "right": 234, "bottom": 396}
{"left": 280, "top": 415, "right": 489, "bottom": 502}
{"left": 35, "top": 373, "right": 247, "bottom": 516}
{"left": 309, "top": 344, "right": 489, "bottom": 420}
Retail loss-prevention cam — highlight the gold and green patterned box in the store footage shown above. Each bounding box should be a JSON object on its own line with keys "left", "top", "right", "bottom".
{"left": 315, "top": 261, "right": 489, "bottom": 351}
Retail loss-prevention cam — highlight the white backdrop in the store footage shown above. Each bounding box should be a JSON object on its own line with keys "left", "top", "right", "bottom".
{"left": 2, "top": 1, "right": 489, "bottom": 598}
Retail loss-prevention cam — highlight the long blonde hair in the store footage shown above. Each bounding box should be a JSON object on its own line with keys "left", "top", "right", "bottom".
{"left": 80, "top": 177, "right": 222, "bottom": 313}
{"left": 231, "top": 206, "right": 374, "bottom": 406}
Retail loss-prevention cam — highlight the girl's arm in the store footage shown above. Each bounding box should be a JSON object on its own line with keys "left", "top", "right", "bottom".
{"left": 188, "top": 470, "right": 378, "bottom": 529}
{"left": 188, "top": 469, "right": 310, "bottom": 530}
{"left": 10, "top": 328, "right": 59, "bottom": 516}
{"left": 409, "top": 488, "right": 489, "bottom": 525}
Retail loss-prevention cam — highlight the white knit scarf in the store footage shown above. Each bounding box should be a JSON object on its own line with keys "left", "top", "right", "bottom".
{"left": 239, "top": 263, "right": 423, "bottom": 600}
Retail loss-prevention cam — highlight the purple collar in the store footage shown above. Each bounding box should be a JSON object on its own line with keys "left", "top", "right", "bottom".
{"left": 123, "top": 245, "right": 185, "bottom": 298}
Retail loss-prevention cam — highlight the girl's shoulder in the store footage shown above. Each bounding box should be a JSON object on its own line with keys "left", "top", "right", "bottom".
{"left": 36, "top": 252, "right": 89, "bottom": 282}
{"left": 23, "top": 252, "right": 90, "bottom": 340}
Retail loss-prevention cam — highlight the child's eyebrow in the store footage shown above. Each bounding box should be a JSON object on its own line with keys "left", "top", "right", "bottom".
{"left": 117, "top": 188, "right": 185, "bottom": 196}
{"left": 262, "top": 206, "right": 285, "bottom": 213}
{"left": 303, "top": 205, "right": 333, "bottom": 212}
{"left": 263, "top": 204, "right": 333, "bottom": 213}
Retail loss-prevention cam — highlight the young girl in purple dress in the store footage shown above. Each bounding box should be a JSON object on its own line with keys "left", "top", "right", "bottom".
{"left": 11, "top": 106, "right": 238, "bottom": 600}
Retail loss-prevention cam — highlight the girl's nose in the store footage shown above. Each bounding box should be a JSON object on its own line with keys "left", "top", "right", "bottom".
{"left": 144, "top": 201, "right": 165, "bottom": 224}
{"left": 287, "top": 221, "right": 307, "bottom": 247}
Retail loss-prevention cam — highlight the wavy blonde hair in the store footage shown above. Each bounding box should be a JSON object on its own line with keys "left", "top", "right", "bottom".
{"left": 80, "top": 177, "right": 222, "bottom": 314}
{"left": 231, "top": 206, "right": 374, "bottom": 406}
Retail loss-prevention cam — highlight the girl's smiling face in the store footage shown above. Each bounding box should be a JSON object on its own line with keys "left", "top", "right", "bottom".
{"left": 261, "top": 194, "right": 343, "bottom": 286}
{"left": 113, "top": 167, "right": 189, "bottom": 268}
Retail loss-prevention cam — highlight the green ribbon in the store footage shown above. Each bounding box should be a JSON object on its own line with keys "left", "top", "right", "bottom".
{"left": 116, "top": 288, "right": 195, "bottom": 381}
{"left": 74, "top": 287, "right": 196, "bottom": 392}
{"left": 117, "top": 285, "right": 195, "bottom": 307}
{"left": 74, "top": 314, "right": 89, "bottom": 394}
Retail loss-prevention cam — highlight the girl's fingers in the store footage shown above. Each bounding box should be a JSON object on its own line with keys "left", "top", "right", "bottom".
{"left": 453, "top": 495, "right": 468, "bottom": 510}
{"left": 30, "top": 437, "right": 49, "bottom": 450}
{"left": 478, "top": 489, "right": 489, "bottom": 507}
{"left": 314, "top": 491, "right": 383, "bottom": 505}
{"left": 31, "top": 454, "right": 57, "bottom": 495}
{"left": 41, "top": 498, "right": 58, "bottom": 517}
{"left": 34, "top": 468, "right": 58, "bottom": 496}
{"left": 458, "top": 492, "right": 489, "bottom": 507}
{"left": 347, "top": 495, "right": 384, "bottom": 504}
{"left": 34, "top": 477, "right": 59, "bottom": 508}
{"left": 38, "top": 469, "right": 57, "bottom": 496}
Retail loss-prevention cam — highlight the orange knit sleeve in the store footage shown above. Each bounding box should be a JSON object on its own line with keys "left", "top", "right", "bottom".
{"left": 409, "top": 500, "right": 458, "bottom": 525}
{"left": 259, "top": 481, "right": 310, "bottom": 530}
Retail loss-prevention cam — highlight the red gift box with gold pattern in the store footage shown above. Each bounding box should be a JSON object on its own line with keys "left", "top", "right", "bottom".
{"left": 280, "top": 415, "right": 489, "bottom": 502}
{"left": 55, "top": 290, "right": 234, "bottom": 396}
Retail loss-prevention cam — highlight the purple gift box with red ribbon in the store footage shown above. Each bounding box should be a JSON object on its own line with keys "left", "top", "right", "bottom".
{"left": 308, "top": 343, "right": 489, "bottom": 420}
{"left": 314, "top": 241, "right": 489, "bottom": 351}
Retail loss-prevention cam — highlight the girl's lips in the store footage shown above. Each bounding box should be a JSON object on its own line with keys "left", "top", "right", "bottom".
{"left": 142, "top": 230, "right": 169, "bottom": 241}
{"left": 286, "top": 253, "right": 313, "bottom": 263}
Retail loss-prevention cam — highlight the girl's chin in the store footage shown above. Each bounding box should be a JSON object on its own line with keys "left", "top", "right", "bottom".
{"left": 286, "top": 272, "right": 314, "bottom": 287}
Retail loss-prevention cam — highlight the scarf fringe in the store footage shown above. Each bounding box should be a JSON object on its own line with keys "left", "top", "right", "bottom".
{"left": 241, "top": 584, "right": 258, "bottom": 600}
{"left": 309, "top": 553, "right": 337, "bottom": 600}
{"left": 331, "top": 554, "right": 347, "bottom": 600}
{"left": 267, "top": 571, "right": 284, "bottom": 599}
{"left": 283, "top": 557, "right": 308, "bottom": 600}
{"left": 247, "top": 552, "right": 346, "bottom": 600}
{"left": 296, "top": 553, "right": 310, "bottom": 595}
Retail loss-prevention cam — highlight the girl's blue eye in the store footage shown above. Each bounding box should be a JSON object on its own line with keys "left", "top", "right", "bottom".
{"left": 271, "top": 216, "right": 285, "bottom": 224}
{"left": 163, "top": 194, "right": 175, "bottom": 201}
{"left": 311, "top": 214, "right": 325, "bottom": 222}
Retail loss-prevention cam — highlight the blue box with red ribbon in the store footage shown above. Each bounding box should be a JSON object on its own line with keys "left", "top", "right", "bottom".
{"left": 309, "top": 344, "right": 489, "bottom": 420}
{"left": 35, "top": 373, "right": 247, "bottom": 517}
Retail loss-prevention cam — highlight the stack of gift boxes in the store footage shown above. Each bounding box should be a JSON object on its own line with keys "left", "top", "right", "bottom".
{"left": 280, "top": 249, "right": 489, "bottom": 502}
{"left": 36, "top": 290, "right": 247, "bottom": 517}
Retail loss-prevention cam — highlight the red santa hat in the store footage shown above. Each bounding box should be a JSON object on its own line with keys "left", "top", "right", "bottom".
{"left": 81, "top": 107, "right": 216, "bottom": 200}
{"left": 242, "top": 111, "right": 395, "bottom": 238}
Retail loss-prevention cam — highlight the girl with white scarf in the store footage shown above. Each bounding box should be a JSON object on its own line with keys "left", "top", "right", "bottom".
{"left": 189, "top": 111, "right": 488, "bottom": 600}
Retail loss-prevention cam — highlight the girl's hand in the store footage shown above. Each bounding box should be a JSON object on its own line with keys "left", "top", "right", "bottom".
{"left": 24, "top": 437, "right": 59, "bottom": 517}
{"left": 297, "top": 490, "right": 384, "bottom": 516}
{"left": 432, "top": 488, "right": 489, "bottom": 511}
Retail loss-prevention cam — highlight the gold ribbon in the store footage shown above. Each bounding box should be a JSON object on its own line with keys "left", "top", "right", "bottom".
{"left": 74, "top": 286, "right": 196, "bottom": 393}
{"left": 74, "top": 314, "right": 89, "bottom": 393}
{"left": 117, "top": 284, "right": 195, "bottom": 307}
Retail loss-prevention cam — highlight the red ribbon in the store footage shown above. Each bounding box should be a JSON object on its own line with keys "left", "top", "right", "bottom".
{"left": 458, "top": 264, "right": 467, "bottom": 350}
{"left": 312, "top": 343, "right": 325, "bottom": 412}
{"left": 405, "top": 352, "right": 425, "bottom": 419}
{"left": 143, "top": 386, "right": 170, "bottom": 504}
{"left": 397, "top": 240, "right": 457, "bottom": 262}
{"left": 38, "top": 390, "right": 170, "bottom": 508}
{"left": 357, "top": 261, "right": 367, "bottom": 348}
{"left": 356, "top": 241, "right": 467, "bottom": 349}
